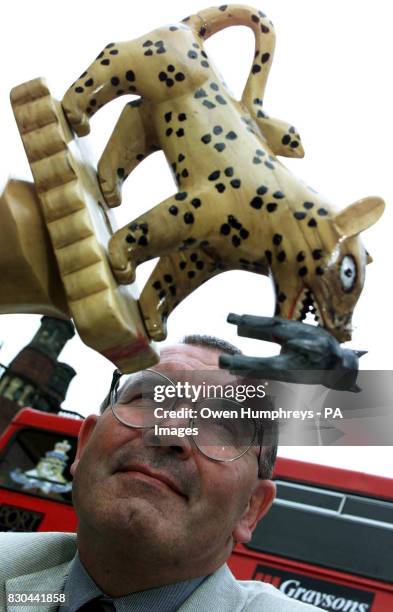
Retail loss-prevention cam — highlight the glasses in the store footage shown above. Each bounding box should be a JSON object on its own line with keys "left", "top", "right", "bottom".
{"left": 108, "top": 369, "right": 268, "bottom": 478}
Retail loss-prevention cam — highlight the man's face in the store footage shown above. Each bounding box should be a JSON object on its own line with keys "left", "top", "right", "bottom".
{"left": 71, "top": 344, "right": 275, "bottom": 574}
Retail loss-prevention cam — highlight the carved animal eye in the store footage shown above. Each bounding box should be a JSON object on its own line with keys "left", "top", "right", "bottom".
{"left": 340, "top": 255, "right": 357, "bottom": 292}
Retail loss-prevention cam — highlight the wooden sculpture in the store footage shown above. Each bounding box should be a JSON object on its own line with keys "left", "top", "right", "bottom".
{"left": 62, "top": 4, "right": 385, "bottom": 343}
{"left": 2, "top": 4, "right": 385, "bottom": 372}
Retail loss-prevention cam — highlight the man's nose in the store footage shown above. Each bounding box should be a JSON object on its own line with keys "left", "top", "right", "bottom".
{"left": 142, "top": 417, "right": 193, "bottom": 460}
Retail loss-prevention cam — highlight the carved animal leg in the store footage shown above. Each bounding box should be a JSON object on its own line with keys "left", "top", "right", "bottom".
{"left": 98, "top": 99, "right": 159, "bottom": 207}
{"left": 139, "top": 249, "right": 222, "bottom": 341}
{"left": 108, "top": 192, "right": 211, "bottom": 284}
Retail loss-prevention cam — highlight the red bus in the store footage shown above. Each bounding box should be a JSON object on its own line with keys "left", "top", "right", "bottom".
{"left": 0, "top": 409, "right": 392, "bottom": 610}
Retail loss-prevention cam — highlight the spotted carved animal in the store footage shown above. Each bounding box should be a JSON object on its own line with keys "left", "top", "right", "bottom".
{"left": 62, "top": 4, "right": 385, "bottom": 342}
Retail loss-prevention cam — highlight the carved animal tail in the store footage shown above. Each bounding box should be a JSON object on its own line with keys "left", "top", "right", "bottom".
{"left": 183, "top": 5, "right": 275, "bottom": 111}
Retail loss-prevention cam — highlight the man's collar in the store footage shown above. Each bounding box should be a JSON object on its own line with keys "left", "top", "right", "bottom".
{"left": 61, "top": 553, "right": 207, "bottom": 612}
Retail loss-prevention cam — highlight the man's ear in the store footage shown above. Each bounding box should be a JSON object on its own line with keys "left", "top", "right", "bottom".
{"left": 70, "top": 414, "right": 98, "bottom": 476}
{"left": 232, "top": 480, "right": 276, "bottom": 544}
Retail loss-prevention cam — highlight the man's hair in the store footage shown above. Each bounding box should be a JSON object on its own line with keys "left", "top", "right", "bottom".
{"left": 100, "top": 334, "right": 278, "bottom": 479}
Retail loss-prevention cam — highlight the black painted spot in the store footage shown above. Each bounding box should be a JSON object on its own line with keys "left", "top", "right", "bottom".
{"left": 196, "top": 260, "right": 204, "bottom": 270}
{"left": 111, "top": 76, "right": 120, "bottom": 86}
{"left": 126, "top": 70, "right": 135, "bottom": 81}
{"left": 179, "top": 261, "right": 187, "bottom": 270}
{"left": 231, "top": 179, "right": 241, "bottom": 189}
{"left": 159, "top": 72, "right": 167, "bottom": 81}
{"left": 277, "top": 251, "right": 286, "bottom": 262}
{"left": 144, "top": 49, "right": 153, "bottom": 56}
{"left": 75, "top": 86, "right": 84, "bottom": 93}
{"left": 208, "top": 170, "right": 220, "bottom": 181}
{"left": 278, "top": 292, "right": 287, "bottom": 303}
{"left": 317, "top": 207, "right": 328, "bottom": 216}
{"left": 308, "top": 218, "right": 317, "bottom": 227}
{"left": 273, "top": 234, "right": 282, "bottom": 245}
{"left": 201, "top": 134, "right": 211, "bottom": 144}
{"left": 126, "top": 234, "right": 135, "bottom": 243}
{"left": 175, "top": 72, "right": 185, "bottom": 81}
{"left": 201, "top": 60, "right": 210, "bottom": 68}
{"left": 117, "top": 167, "right": 125, "bottom": 179}
{"left": 257, "top": 185, "right": 268, "bottom": 196}
{"left": 216, "top": 95, "right": 226, "bottom": 105}
{"left": 85, "top": 78, "right": 94, "bottom": 87}
{"left": 303, "top": 201, "right": 314, "bottom": 209}
{"left": 298, "top": 267, "right": 308, "bottom": 277}
{"left": 167, "top": 65, "right": 175, "bottom": 72}
{"left": 158, "top": 289, "right": 166, "bottom": 299}
{"left": 90, "top": 99, "right": 97, "bottom": 106}
{"left": 191, "top": 198, "right": 201, "bottom": 208}
{"left": 143, "top": 40, "right": 153, "bottom": 47}
{"left": 297, "top": 251, "right": 305, "bottom": 262}
{"left": 312, "top": 249, "right": 323, "bottom": 260}
{"left": 220, "top": 224, "right": 231, "bottom": 235}
{"left": 169, "top": 205, "right": 178, "bottom": 216}
{"left": 136, "top": 154, "right": 145, "bottom": 161}
{"left": 251, "top": 14, "right": 260, "bottom": 22}
{"left": 261, "top": 52, "right": 270, "bottom": 63}
{"left": 138, "top": 236, "right": 148, "bottom": 246}
{"left": 203, "top": 100, "right": 216, "bottom": 109}
{"left": 210, "top": 83, "right": 219, "bottom": 91}
{"left": 267, "top": 203, "right": 278, "bottom": 212}
{"left": 181, "top": 169, "right": 189, "bottom": 178}
{"left": 199, "top": 27, "right": 207, "bottom": 37}
{"left": 188, "top": 50, "right": 198, "bottom": 59}
{"left": 176, "top": 128, "right": 185, "bottom": 137}
{"left": 261, "top": 24, "right": 270, "bottom": 33}
{"left": 240, "top": 228, "right": 249, "bottom": 239}
{"left": 169, "top": 285, "right": 177, "bottom": 296}
{"left": 232, "top": 235, "right": 241, "bottom": 247}
{"left": 153, "top": 280, "right": 162, "bottom": 290}
{"left": 188, "top": 270, "right": 196, "bottom": 279}
{"left": 194, "top": 88, "right": 207, "bottom": 98}
{"left": 178, "top": 154, "right": 185, "bottom": 162}
{"left": 253, "top": 157, "right": 262, "bottom": 164}
{"left": 101, "top": 59, "right": 110, "bottom": 66}
{"left": 226, "top": 131, "right": 237, "bottom": 140}
{"left": 290, "top": 141, "right": 299, "bottom": 149}
{"left": 166, "top": 128, "right": 173, "bottom": 136}
{"left": 215, "top": 183, "right": 226, "bottom": 193}
{"left": 215, "top": 143, "right": 226, "bottom": 152}
{"left": 252, "top": 64, "right": 262, "bottom": 74}
{"left": 265, "top": 250, "right": 272, "bottom": 264}
{"left": 224, "top": 167, "right": 234, "bottom": 177}
{"left": 282, "top": 134, "right": 291, "bottom": 145}
{"left": 273, "top": 191, "right": 285, "bottom": 199}
{"left": 178, "top": 113, "right": 187, "bottom": 121}
{"left": 316, "top": 266, "right": 324, "bottom": 275}
{"left": 228, "top": 215, "right": 241, "bottom": 229}
{"left": 184, "top": 212, "right": 194, "bottom": 224}
{"left": 165, "top": 112, "right": 172, "bottom": 123}
{"left": 250, "top": 196, "right": 263, "bottom": 209}
{"left": 265, "top": 161, "right": 275, "bottom": 170}
{"left": 213, "top": 125, "right": 223, "bottom": 135}
{"left": 190, "top": 253, "right": 198, "bottom": 262}
{"left": 166, "top": 78, "right": 174, "bottom": 87}
{"left": 294, "top": 211, "right": 306, "bottom": 220}
{"left": 175, "top": 192, "right": 188, "bottom": 201}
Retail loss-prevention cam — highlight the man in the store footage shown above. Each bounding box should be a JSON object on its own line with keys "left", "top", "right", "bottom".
{"left": 0, "top": 336, "right": 319, "bottom": 611}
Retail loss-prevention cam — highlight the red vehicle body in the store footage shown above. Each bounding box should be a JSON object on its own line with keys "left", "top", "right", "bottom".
{"left": 0, "top": 409, "right": 392, "bottom": 611}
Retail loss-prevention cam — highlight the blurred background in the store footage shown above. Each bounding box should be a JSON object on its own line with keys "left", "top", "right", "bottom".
{"left": 0, "top": 0, "right": 391, "bottom": 475}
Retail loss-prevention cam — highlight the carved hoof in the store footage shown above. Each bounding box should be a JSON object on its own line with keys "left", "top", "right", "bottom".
{"left": 98, "top": 174, "right": 122, "bottom": 208}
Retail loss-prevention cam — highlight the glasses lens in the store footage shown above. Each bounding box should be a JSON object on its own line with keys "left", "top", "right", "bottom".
{"left": 192, "top": 399, "right": 256, "bottom": 461}
{"left": 110, "top": 370, "right": 175, "bottom": 428}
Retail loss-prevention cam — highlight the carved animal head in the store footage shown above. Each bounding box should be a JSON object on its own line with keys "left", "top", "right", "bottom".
{"left": 271, "top": 196, "right": 384, "bottom": 342}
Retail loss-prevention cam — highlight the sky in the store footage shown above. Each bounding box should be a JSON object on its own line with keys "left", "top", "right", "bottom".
{"left": 0, "top": 0, "right": 392, "bottom": 477}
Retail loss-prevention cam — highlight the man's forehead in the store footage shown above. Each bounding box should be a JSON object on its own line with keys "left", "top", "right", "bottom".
{"left": 158, "top": 343, "right": 221, "bottom": 371}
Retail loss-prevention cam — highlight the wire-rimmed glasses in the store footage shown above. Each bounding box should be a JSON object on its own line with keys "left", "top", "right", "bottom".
{"left": 108, "top": 369, "right": 266, "bottom": 477}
